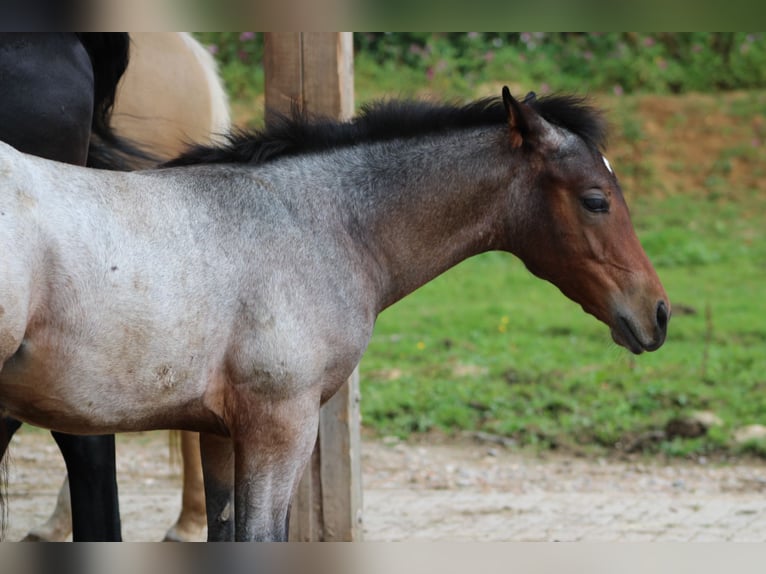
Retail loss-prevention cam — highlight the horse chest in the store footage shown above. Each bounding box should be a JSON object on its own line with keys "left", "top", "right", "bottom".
{"left": 224, "top": 299, "right": 373, "bottom": 402}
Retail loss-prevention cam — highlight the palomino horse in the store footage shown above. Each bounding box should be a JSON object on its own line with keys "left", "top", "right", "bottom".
{"left": 1, "top": 32, "right": 224, "bottom": 542}
{"left": 0, "top": 88, "right": 669, "bottom": 541}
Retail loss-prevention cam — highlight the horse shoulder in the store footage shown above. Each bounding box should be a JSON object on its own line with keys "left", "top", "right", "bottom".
{"left": 222, "top": 275, "right": 375, "bottom": 405}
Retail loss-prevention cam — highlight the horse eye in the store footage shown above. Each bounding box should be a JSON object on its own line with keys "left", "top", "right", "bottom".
{"left": 581, "top": 195, "right": 610, "bottom": 213}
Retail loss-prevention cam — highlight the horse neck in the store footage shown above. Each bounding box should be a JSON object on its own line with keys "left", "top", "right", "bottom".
{"left": 334, "top": 127, "right": 519, "bottom": 312}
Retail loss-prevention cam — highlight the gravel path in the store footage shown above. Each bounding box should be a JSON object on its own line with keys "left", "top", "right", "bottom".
{"left": 362, "top": 436, "right": 766, "bottom": 541}
{"left": 5, "top": 430, "right": 766, "bottom": 541}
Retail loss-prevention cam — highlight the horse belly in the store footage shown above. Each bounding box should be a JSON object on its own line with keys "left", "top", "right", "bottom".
{"left": 0, "top": 334, "right": 217, "bottom": 435}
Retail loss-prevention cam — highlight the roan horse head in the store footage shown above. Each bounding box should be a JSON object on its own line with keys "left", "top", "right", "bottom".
{"left": 500, "top": 87, "right": 669, "bottom": 353}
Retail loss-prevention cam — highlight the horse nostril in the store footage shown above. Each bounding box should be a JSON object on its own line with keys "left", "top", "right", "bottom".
{"left": 656, "top": 300, "right": 669, "bottom": 334}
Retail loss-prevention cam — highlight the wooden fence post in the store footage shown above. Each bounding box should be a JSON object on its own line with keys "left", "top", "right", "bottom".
{"left": 263, "top": 32, "right": 362, "bottom": 542}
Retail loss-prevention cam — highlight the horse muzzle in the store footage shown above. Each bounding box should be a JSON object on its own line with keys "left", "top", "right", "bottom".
{"left": 610, "top": 299, "right": 669, "bottom": 354}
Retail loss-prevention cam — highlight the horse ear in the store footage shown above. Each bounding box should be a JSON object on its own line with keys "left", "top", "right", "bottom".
{"left": 502, "top": 86, "right": 530, "bottom": 149}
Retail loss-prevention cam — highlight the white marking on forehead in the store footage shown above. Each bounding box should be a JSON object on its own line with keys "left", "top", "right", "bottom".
{"left": 602, "top": 155, "right": 613, "bottom": 174}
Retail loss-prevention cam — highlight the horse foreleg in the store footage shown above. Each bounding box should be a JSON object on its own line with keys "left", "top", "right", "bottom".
{"left": 163, "top": 431, "right": 207, "bottom": 542}
{"left": 231, "top": 392, "right": 320, "bottom": 542}
{"left": 23, "top": 476, "right": 72, "bottom": 542}
{"left": 199, "top": 431, "right": 234, "bottom": 541}
{"left": 51, "top": 432, "right": 122, "bottom": 541}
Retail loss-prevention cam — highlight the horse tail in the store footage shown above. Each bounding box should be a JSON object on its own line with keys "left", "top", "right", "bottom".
{"left": 76, "top": 32, "right": 130, "bottom": 137}
{"left": 76, "top": 32, "right": 158, "bottom": 171}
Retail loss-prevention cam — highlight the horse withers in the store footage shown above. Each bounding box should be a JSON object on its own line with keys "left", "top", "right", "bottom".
{"left": 0, "top": 87, "right": 668, "bottom": 541}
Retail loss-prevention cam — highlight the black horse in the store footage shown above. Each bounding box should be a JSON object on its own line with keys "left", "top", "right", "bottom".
{"left": 0, "top": 32, "right": 151, "bottom": 541}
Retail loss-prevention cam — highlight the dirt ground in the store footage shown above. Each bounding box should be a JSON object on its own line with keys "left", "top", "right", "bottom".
{"left": 5, "top": 429, "right": 766, "bottom": 542}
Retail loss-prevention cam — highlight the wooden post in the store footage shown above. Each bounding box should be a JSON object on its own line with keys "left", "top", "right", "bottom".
{"left": 263, "top": 32, "right": 362, "bottom": 542}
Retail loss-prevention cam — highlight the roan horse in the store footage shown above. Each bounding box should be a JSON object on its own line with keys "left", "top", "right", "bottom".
{"left": 0, "top": 32, "right": 226, "bottom": 541}
{"left": 0, "top": 87, "right": 669, "bottom": 541}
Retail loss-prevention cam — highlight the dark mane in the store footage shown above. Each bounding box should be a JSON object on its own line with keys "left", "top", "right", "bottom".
{"left": 164, "top": 93, "right": 607, "bottom": 168}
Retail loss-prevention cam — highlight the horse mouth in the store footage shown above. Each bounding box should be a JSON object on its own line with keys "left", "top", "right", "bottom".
{"left": 611, "top": 316, "right": 647, "bottom": 355}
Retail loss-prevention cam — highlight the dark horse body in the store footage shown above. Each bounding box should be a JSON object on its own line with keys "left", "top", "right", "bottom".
{"left": 0, "top": 86, "right": 669, "bottom": 540}
{"left": 0, "top": 32, "right": 137, "bottom": 541}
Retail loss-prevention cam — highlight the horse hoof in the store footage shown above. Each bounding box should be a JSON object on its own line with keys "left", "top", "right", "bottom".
{"left": 162, "top": 530, "right": 188, "bottom": 543}
{"left": 21, "top": 533, "right": 51, "bottom": 542}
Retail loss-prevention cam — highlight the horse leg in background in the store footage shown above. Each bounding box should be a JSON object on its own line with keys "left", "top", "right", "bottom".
{"left": 4, "top": 418, "right": 72, "bottom": 543}
{"left": 163, "top": 431, "right": 207, "bottom": 542}
{"left": 22, "top": 477, "right": 72, "bottom": 542}
{"left": 199, "top": 433, "right": 234, "bottom": 542}
{"left": 1, "top": 418, "right": 117, "bottom": 543}
{"left": 27, "top": 430, "right": 208, "bottom": 543}
{"left": 0, "top": 417, "right": 23, "bottom": 457}
{"left": 51, "top": 432, "right": 121, "bottom": 542}
{"left": 0, "top": 418, "right": 73, "bottom": 542}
